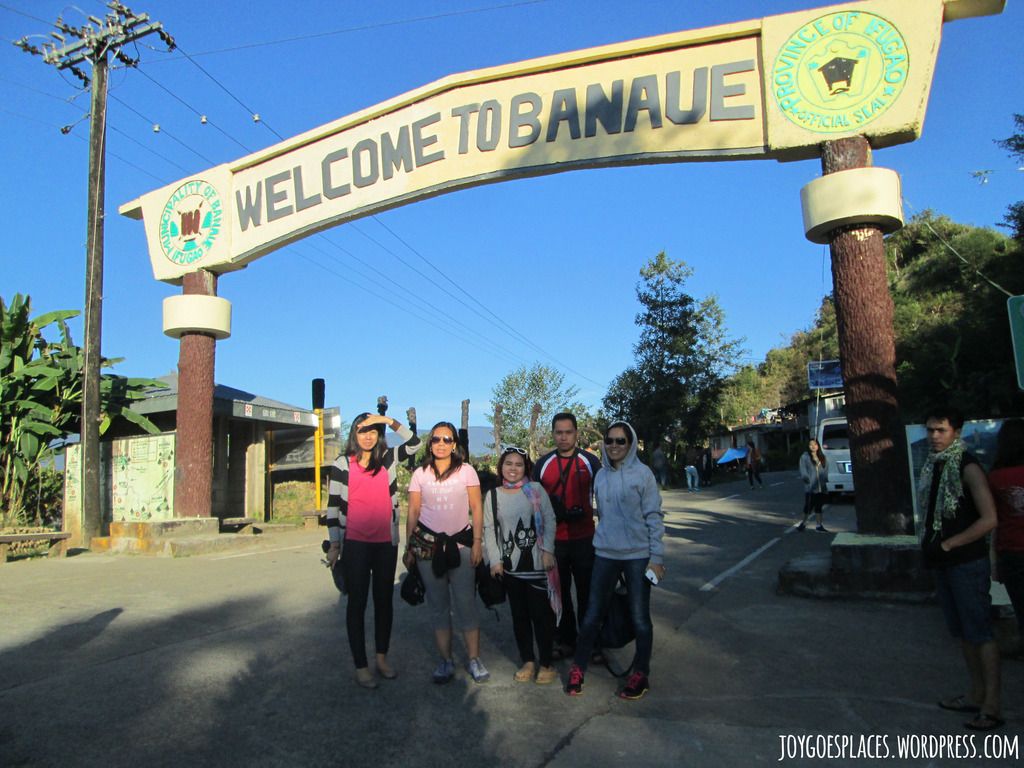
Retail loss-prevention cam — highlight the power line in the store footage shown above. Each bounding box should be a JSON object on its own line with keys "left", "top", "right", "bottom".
{"left": 370, "top": 216, "right": 606, "bottom": 388}
{"left": 144, "top": 1, "right": 551, "bottom": 58}
{"left": 132, "top": 65, "right": 252, "bottom": 153}
{"left": 173, "top": 43, "right": 284, "bottom": 141}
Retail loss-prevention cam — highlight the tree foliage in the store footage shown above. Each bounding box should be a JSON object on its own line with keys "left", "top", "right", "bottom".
{"left": 604, "top": 253, "right": 744, "bottom": 448}
{"left": 997, "top": 113, "right": 1024, "bottom": 242}
{"left": 886, "top": 211, "right": 1024, "bottom": 419}
{"left": 719, "top": 211, "right": 1024, "bottom": 426}
{"left": 488, "top": 362, "right": 590, "bottom": 456}
{"left": 1, "top": 294, "right": 159, "bottom": 526}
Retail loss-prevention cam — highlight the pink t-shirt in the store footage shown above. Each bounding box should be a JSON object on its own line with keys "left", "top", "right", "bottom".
{"left": 346, "top": 461, "right": 393, "bottom": 543}
{"left": 408, "top": 463, "right": 480, "bottom": 535}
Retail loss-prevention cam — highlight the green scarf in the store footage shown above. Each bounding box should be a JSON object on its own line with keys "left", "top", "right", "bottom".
{"left": 917, "top": 438, "right": 965, "bottom": 534}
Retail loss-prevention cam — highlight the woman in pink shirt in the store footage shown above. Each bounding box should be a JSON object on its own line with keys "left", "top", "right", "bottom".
{"left": 405, "top": 421, "right": 487, "bottom": 684}
{"left": 325, "top": 412, "right": 421, "bottom": 689}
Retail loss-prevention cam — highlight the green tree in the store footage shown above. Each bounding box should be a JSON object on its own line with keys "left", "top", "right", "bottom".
{"left": 488, "top": 363, "right": 588, "bottom": 456}
{"left": 885, "top": 212, "right": 1024, "bottom": 418}
{"left": 718, "top": 212, "right": 1024, "bottom": 427}
{"left": 604, "top": 253, "right": 744, "bottom": 447}
{"left": 997, "top": 113, "right": 1024, "bottom": 242}
{"left": 1, "top": 294, "right": 158, "bottom": 527}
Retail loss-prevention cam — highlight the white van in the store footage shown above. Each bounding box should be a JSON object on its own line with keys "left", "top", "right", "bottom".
{"left": 817, "top": 417, "right": 855, "bottom": 495}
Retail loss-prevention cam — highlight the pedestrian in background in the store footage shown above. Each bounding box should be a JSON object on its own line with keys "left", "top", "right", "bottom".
{"left": 745, "top": 439, "right": 763, "bottom": 489}
{"left": 797, "top": 438, "right": 829, "bottom": 532}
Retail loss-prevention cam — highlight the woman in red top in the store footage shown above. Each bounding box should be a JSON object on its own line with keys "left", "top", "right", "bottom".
{"left": 987, "top": 418, "right": 1024, "bottom": 649}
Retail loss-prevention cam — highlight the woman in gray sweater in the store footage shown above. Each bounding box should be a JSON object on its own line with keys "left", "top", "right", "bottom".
{"left": 798, "top": 438, "right": 830, "bottom": 532}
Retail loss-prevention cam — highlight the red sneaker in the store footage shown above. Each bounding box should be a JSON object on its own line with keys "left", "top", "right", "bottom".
{"left": 565, "top": 664, "right": 585, "bottom": 696}
{"left": 618, "top": 671, "right": 649, "bottom": 700}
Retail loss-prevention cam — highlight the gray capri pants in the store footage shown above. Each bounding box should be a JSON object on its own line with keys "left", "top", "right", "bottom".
{"left": 419, "top": 546, "right": 479, "bottom": 632}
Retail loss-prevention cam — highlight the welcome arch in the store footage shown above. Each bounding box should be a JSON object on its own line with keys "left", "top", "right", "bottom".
{"left": 115, "top": 0, "right": 1003, "bottom": 541}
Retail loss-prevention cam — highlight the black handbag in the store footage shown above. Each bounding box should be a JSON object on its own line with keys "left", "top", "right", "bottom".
{"left": 322, "top": 540, "right": 346, "bottom": 595}
{"left": 597, "top": 578, "right": 635, "bottom": 649}
{"left": 476, "top": 489, "right": 507, "bottom": 607}
{"left": 400, "top": 560, "right": 426, "bottom": 606}
{"left": 476, "top": 560, "right": 506, "bottom": 607}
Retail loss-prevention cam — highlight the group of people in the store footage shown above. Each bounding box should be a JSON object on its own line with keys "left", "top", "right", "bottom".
{"left": 325, "top": 411, "right": 665, "bottom": 700}
{"left": 323, "top": 404, "right": 1020, "bottom": 728}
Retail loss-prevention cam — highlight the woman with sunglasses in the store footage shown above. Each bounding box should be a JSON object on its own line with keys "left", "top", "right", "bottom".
{"left": 484, "top": 447, "right": 559, "bottom": 684}
{"left": 405, "top": 421, "right": 488, "bottom": 684}
{"left": 566, "top": 421, "right": 665, "bottom": 701}
{"left": 326, "top": 412, "right": 422, "bottom": 689}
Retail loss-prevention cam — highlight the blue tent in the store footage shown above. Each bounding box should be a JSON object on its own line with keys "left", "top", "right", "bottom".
{"left": 717, "top": 447, "right": 749, "bottom": 464}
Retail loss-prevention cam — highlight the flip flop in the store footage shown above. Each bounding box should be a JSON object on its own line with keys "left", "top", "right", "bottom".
{"left": 938, "top": 695, "right": 980, "bottom": 713}
{"left": 965, "top": 713, "right": 1005, "bottom": 731}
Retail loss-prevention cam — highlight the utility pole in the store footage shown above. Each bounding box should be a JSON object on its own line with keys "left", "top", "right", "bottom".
{"left": 15, "top": 3, "right": 174, "bottom": 547}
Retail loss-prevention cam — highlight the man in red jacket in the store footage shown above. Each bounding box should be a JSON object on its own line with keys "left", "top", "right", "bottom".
{"left": 533, "top": 412, "right": 601, "bottom": 658}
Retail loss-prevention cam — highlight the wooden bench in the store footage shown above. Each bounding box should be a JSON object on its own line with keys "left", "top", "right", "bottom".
{"left": 0, "top": 532, "right": 71, "bottom": 563}
{"left": 220, "top": 517, "right": 259, "bottom": 535}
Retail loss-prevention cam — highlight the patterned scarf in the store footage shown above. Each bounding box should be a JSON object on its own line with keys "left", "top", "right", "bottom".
{"left": 917, "top": 438, "right": 965, "bottom": 533}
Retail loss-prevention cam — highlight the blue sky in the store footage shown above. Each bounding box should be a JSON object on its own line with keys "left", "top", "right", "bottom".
{"left": 2, "top": 0, "right": 1022, "bottom": 430}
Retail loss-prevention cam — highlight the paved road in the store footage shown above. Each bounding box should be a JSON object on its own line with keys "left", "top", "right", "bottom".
{"left": 1, "top": 472, "right": 1020, "bottom": 767}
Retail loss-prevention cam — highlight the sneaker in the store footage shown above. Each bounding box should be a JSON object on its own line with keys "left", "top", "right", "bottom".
{"left": 432, "top": 658, "right": 455, "bottom": 685}
{"left": 816, "top": 525, "right": 829, "bottom": 532}
{"left": 467, "top": 657, "right": 490, "bottom": 683}
{"left": 566, "top": 664, "right": 585, "bottom": 696}
{"left": 619, "top": 671, "right": 649, "bottom": 700}
{"left": 796, "top": 522, "right": 806, "bottom": 532}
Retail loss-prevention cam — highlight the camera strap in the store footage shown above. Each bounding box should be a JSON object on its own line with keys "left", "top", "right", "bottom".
{"left": 552, "top": 451, "right": 577, "bottom": 504}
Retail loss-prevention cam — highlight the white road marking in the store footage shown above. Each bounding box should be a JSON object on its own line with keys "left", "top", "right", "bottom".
{"left": 212, "top": 543, "right": 313, "bottom": 560}
{"left": 699, "top": 537, "right": 781, "bottom": 592}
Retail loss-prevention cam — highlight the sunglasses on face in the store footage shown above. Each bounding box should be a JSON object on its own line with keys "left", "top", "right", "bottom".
{"left": 502, "top": 446, "right": 528, "bottom": 456}
{"left": 430, "top": 435, "right": 456, "bottom": 445}
{"left": 604, "top": 437, "right": 628, "bottom": 446}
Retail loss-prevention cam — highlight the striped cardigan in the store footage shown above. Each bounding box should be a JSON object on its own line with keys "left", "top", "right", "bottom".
{"left": 326, "top": 423, "right": 421, "bottom": 546}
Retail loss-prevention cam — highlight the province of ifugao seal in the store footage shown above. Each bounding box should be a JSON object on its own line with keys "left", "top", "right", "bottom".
{"left": 771, "top": 10, "right": 909, "bottom": 133}
{"left": 158, "top": 179, "right": 224, "bottom": 266}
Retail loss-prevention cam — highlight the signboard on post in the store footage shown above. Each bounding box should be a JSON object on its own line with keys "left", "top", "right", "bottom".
{"left": 808, "top": 359, "right": 843, "bottom": 390}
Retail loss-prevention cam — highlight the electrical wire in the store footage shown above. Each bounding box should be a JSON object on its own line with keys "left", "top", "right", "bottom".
{"left": 364, "top": 217, "right": 605, "bottom": 388}
{"left": 149, "top": 1, "right": 551, "bottom": 59}
{"left": 132, "top": 66, "right": 252, "bottom": 153}
{"left": 108, "top": 91, "right": 217, "bottom": 165}
{"left": 902, "top": 197, "right": 1014, "bottom": 298}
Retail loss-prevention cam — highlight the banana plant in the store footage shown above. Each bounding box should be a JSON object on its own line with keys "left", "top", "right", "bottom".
{"left": 1, "top": 294, "right": 160, "bottom": 526}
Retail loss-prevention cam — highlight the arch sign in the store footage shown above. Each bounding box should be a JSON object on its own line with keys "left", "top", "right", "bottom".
{"left": 121, "top": 0, "right": 1002, "bottom": 283}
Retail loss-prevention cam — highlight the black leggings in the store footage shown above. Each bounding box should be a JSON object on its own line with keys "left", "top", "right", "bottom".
{"left": 506, "top": 574, "right": 555, "bottom": 667}
{"left": 342, "top": 540, "right": 398, "bottom": 668}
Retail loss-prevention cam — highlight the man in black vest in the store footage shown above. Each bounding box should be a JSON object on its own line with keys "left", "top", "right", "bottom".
{"left": 920, "top": 406, "right": 1002, "bottom": 731}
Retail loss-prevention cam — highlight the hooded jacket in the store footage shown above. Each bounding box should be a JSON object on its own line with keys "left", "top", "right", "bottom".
{"left": 592, "top": 422, "right": 665, "bottom": 565}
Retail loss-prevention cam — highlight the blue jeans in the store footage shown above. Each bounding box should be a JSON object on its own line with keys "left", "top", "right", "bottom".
{"left": 573, "top": 555, "right": 653, "bottom": 675}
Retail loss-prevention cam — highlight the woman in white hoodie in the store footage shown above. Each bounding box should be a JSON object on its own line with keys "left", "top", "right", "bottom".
{"left": 565, "top": 421, "right": 665, "bottom": 701}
